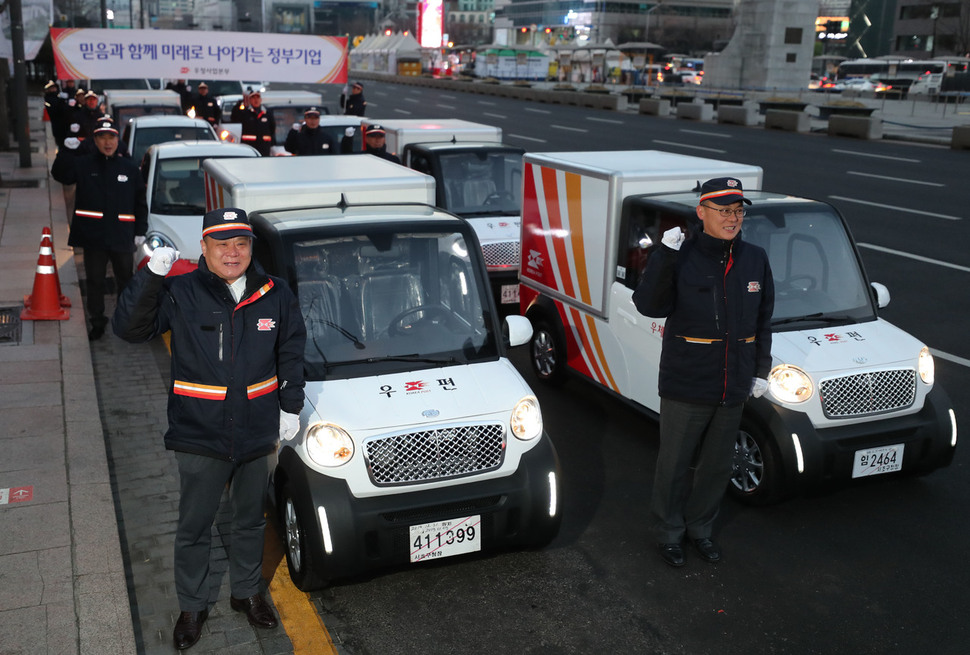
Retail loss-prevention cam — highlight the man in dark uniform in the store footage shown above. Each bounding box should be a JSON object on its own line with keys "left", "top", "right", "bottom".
{"left": 190, "top": 82, "right": 222, "bottom": 127}
{"left": 238, "top": 91, "right": 276, "bottom": 156}
{"left": 341, "top": 81, "right": 367, "bottom": 116}
{"left": 283, "top": 107, "right": 335, "bottom": 156}
{"left": 77, "top": 90, "right": 107, "bottom": 140}
{"left": 50, "top": 118, "right": 147, "bottom": 340}
{"left": 112, "top": 208, "right": 306, "bottom": 651}
{"left": 44, "top": 81, "right": 69, "bottom": 147}
{"left": 341, "top": 124, "right": 400, "bottom": 164}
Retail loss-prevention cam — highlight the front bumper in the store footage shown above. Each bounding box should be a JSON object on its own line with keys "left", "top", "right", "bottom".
{"left": 275, "top": 432, "right": 561, "bottom": 582}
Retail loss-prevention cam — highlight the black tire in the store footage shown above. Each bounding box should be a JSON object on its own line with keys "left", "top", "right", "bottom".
{"left": 729, "top": 420, "right": 786, "bottom": 506}
{"left": 529, "top": 318, "right": 567, "bottom": 385}
{"left": 279, "top": 482, "right": 327, "bottom": 591}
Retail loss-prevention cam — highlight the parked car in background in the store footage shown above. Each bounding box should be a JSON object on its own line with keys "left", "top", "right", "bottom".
{"left": 103, "top": 89, "right": 183, "bottom": 128}
{"left": 217, "top": 90, "right": 328, "bottom": 152}
{"left": 135, "top": 140, "right": 260, "bottom": 274}
{"left": 85, "top": 78, "right": 155, "bottom": 94}
{"left": 121, "top": 114, "right": 219, "bottom": 166}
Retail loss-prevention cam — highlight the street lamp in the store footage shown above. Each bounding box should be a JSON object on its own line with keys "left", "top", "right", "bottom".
{"left": 644, "top": 1, "right": 662, "bottom": 44}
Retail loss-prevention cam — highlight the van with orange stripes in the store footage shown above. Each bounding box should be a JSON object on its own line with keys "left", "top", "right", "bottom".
{"left": 519, "top": 150, "right": 956, "bottom": 504}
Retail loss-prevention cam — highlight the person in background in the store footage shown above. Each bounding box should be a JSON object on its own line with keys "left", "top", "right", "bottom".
{"left": 633, "top": 177, "right": 774, "bottom": 568}
{"left": 112, "top": 208, "right": 306, "bottom": 651}
{"left": 50, "top": 118, "right": 147, "bottom": 341}
{"left": 283, "top": 106, "right": 335, "bottom": 156}
{"left": 341, "top": 81, "right": 367, "bottom": 116}
{"left": 76, "top": 90, "right": 107, "bottom": 140}
{"left": 190, "top": 82, "right": 222, "bottom": 127}
{"left": 238, "top": 90, "right": 275, "bottom": 156}
{"left": 341, "top": 124, "right": 400, "bottom": 164}
{"left": 44, "top": 80, "right": 68, "bottom": 148}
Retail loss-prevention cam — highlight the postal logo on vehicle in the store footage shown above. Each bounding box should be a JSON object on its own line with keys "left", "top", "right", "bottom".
{"left": 747, "top": 281, "right": 761, "bottom": 293}
{"left": 256, "top": 318, "right": 276, "bottom": 331}
{"left": 527, "top": 249, "right": 544, "bottom": 271}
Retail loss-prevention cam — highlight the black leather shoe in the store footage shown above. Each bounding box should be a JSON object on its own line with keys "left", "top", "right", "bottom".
{"left": 173, "top": 609, "right": 208, "bottom": 650}
{"left": 87, "top": 325, "right": 105, "bottom": 341}
{"left": 230, "top": 593, "right": 278, "bottom": 629}
{"left": 693, "top": 537, "right": 722, "bottom": 563}
{"left": 658, "top": 542, "right": 685, "bottom": 567}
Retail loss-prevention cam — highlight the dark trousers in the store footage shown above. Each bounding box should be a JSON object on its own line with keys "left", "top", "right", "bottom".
{"left": 82, "top": 248, "right": 133, "bottom": 328}
{"left": 173, "top": 451, "right": 276, "bottom": 611}
{"left": 649, "top": 398, "right": 743, "bottom": 544}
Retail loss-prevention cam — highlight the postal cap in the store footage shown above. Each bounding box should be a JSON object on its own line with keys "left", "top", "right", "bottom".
{"left": 202, "top": 207, "right": 255, "bottom": 240}
{"left": 92, "top": 118, "right": 119, "bottom": 136}
{"left": 197, "top": 82, "right": 208, "bottom": 88}
{"left": 353, "top": 81, "right": 363, "bottom": 89}
{"left": 304, "top": 106, "right": 321, "bottom": 117}
{"left": 699, "top": 177, "right": 751, "bottom": 206}
{"left": 84, "top": 90, "right": 99, "bottom": 100}
{"left": 45, "top": 80, "right": 57, "bottom": 90}
{"left": 365, "top": 124, "right": 386, "bottom": 136}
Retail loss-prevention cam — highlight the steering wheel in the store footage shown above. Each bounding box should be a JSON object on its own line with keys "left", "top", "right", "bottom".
{"left": 388, "top": 304, "right": 460, "bottom": 336}
{"left": 483, "top": 191, "right": 514, "bottom": 206}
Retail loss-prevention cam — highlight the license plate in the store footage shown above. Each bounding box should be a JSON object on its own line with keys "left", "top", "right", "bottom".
{"left": 852, "top": 444, "right": 904, "bottom": 478}
{"left": 500, "top": 284, "right": 519, "bottom": 305}
{"left": 409, "top": 515, "right": 482, "bottom": 563}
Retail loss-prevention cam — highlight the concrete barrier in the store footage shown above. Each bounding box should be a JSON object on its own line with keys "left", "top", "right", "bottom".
{"left": 765, "top": 109, "right": 810, "bottom": 132}
{"left": 717, "top": 104, "right": 758, "bottom": 126}
{"left": 827, "top": 114, "right": 883, "bottom": 140}
{"left": 639, "top": 98, "right": 671, "bottom": 117}
{"left": 676, "top": 100, "right": 713, "bottom": 121}
{"left": 951, "top": 125, "right": 970, "bottom": 150}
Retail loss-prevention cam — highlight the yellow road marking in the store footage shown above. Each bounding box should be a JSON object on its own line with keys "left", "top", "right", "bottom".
{"left": 264, "top": 504, "right": 338, "bottom": 653}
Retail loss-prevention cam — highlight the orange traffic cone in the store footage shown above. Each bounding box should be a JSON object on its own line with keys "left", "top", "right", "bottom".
{"left": 21, "top": 228, "right": 70, "bottom": 321}
{"left": 23, "top": 228, "right": 70, "bottom": 308}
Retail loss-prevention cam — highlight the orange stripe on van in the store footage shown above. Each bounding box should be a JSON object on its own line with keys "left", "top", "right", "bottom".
{"left": 539, "top": 166, "right": 577, "bottom": 300}
{"left": 563, "top": 172, "right": 592, "bottom": 307}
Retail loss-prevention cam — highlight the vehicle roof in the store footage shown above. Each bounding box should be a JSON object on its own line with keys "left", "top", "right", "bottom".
{"left": 250, "top": 90, "right": 323, "bottom": 105}
{"left": 204, "top": 153, "right": 428, "bottom": 187}
{"left": 407, "top": 141, "right": 524, "bottom": 154}
{"left": 128, "top": 115, "right": 213, "bottom": 129}
{"left": 149, "top": 140, "right": 261, "bottom": 160}
{"left": 318, "top": 116, "right": 365, "bottom": 127}
{"left": 253, "top": 204, "right": 463, "bottom": 234}
{"left": 631, "top": 190, "right": 827, "bottom": 208}
{"left": 367, "top": 118, "right": 498, "bottom": 131}
{"left": 525, "top": 150, "right": 763, "bottom": 181}
{"left": 104, "top": 89, "right": 180, "bottom": 102}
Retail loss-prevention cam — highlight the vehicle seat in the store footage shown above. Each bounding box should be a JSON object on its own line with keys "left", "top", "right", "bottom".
{"left": 300, "top": 276, "right": 349, "bottom": 346}
{"left": 357, "top": 271, "right": 424, "bottom": 339}
{"left": 462, "top": 177, "right": 496, "bottom": 206}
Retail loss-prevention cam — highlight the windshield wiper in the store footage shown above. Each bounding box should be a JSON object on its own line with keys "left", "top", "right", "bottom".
{"left": 772, "top": 313, "right": 853, "bottom": 326}
{"left": 365, "top": 354, "right": 458, "bottom": 365}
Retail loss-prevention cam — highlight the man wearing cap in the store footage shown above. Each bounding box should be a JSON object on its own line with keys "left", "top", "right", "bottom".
{"left": 44, "top": 81, "right": 69, "bottom": 147}
{"left": 237, "top": 90, "right": 276, "bottom": 156}
{"left": 633, "top": 177, "right": 773, "bottom": 568}
{"left": 283, "top": 106, "right": 335, "bottom": 156}
{"left": 77, "top": 90, "right": 107, "bottom": 140}
{"left": 341, "top": 124, "right": 401, "bottom": 164}
{"left": 190, "top": 82, "right": 221, "bottom": 127}
{"left": 341, "top": 81, "right": 367, "bottom": 116}
{"left": 51, "top": 118, "right": 147, "bottom": 340}
{"left": 112, "top": 207, "right": 305, "bottom": 651}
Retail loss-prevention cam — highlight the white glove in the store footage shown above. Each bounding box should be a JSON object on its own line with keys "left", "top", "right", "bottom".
{"left": 661, "top": 226, "right": 685, "bottom": 251}
{"left": 344, "top": 126, "right": 355, "bottom": 138}
{"left": 292, "top": 122, "right": 301, "bottom": 131}
{"left": 750, "top": 378, "right": 769, "bottom": 398}
{"left": 280, "top": 411, "right": 301, "bottom": 441}
{"left": 64, "top": 137, "right": 80, "bottom": 150}
{"left": 69, "top": 122, "right": 80, "bottom": 133}
{"left": 147, "top": 246, "right": 179, "bottom": 276}
{"left": 342, "top": 84, "right": 350, "bottom": 95}
{"left": 134, "top": 235, "right": 146, "bottom": 248}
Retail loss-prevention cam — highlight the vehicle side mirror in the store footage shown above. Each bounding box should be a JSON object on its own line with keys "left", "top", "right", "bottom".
{"left": 871, "top": 282, "right": 890, "bottom": 309}
{"left": 504, "top": 315, "right": 533, "bottom": 348}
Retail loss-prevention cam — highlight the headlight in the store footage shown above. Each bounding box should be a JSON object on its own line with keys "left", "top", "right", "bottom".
{"left": 511, "top": 396, "right": 542, "bottom": 441}
{"left": 305, "top": 422, "right": 354, "bottom": 467}
{"left": 146, "top": 233, "right": 175, "bottom": 251}
{"left": 767, "top": 364, "right": 814, "bottom": 404}
{"left": 918, "top": 346, "right": 934, "bottom": 385}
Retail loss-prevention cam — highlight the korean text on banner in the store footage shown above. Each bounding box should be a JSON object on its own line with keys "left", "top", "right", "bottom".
{"left": 50, "top": 28, "right": 348, "bottom": 85}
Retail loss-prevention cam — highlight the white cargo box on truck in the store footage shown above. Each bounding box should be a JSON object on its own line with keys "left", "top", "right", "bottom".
{"left": 520, "top": 150, "right": 762, "bottom": 317}
{"left": 363, "top": 118, "right": 503, "bottom": 156}
{"left": 203, "top": 154, "right": 436, "bottom": 213}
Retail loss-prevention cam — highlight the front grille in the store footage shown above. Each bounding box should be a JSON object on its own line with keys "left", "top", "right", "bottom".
{"left": 481, "top": 240, "right": 520, "bottom": 269}
{"left": 364, "top": 423, "right": 506, "bottom": 486}
{"left": 819, "top": 369, "right": 917, "bottom": 418}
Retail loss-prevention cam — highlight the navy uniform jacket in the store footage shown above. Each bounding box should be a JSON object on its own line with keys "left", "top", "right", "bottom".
{"left": 284, "top": 125, "right": 336, "bottom": 155}
{"left": 50, "top": 147, "right": 147, "bottom": 251}
{"left": 633, "top": 230, "right": 774, "bottom": 406}
{"left": 239, "top": 106, "right": 276, "bottom": 156}
{"left": 112, "top": 256, "right": 307, "bottom": 463}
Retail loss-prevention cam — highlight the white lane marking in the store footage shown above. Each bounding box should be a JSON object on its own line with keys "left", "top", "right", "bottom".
{"left": 440, "top": 94, "right": 457, "bottom": 99}
{"left": 404, "top": 97, "right": 419, "bottom": 103}
{"left": 830, "top": 196, "right": 960, "bottom": 220}
{"left": 508, "top": 133, "right": 547, "bottom": 143}
{"left": 847, "top": 171, "right": 944, "bottom": 187}
{"left": 587, "top": 117, "right": 624, "bottom": 124}
{"left": 438, "top": 104, "right": 456, "bottom": 109}
{"left": 483, "top": 112, "right": 507, "bottom": 119}
{"left": 933, "top": 349, "right": 970, "bottom": 369}
{"left": 552, "top": 124, "right": 588, "bottom": 133}
{"left": 393, "top": 108, "right": 412, "bottom": 115}
{"left": 857, "top": 243, "right": 970, "bottom": 273}
{"left": 652, "top": 139, "right": 726, "bottom": 154}
{"left": 831, "top": 148, "right": 921, "bottom": 163}
{"left": 478, "top": 100, "right": 496, "bottom": 106}
{"left": 525, "top": 107, "right": 552, "bottom": 114}
{"left": 679, "top": 129, "right": 731, "bottom": 138}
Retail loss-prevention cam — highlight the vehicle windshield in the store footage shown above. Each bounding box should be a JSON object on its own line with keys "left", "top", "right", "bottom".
{"left": 150, "top": 156, "right": 232, "bottom": 215}
{"left": 436, "top": 150, "right": 523, "bottom": 216}
{"left": 741, "top": 205, "right": 876, "bottom": 325}
{"left": 132, "top": 125, "right": 216, "bottom": 165}
{"left": 115, "top": 104, "right": 181, "bottom": 127}
{"left": 294, "top": 230, "right": 497, "bottom": 380}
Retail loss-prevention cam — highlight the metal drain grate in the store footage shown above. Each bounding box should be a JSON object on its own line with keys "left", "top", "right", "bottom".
{"left": 0, "top": 306, "right": 23, "bottom": 345}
